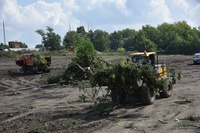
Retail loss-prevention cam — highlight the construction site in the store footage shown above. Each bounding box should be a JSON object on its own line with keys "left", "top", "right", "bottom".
{"left": 0, "top": 53, "right": 200, "bottom": 133}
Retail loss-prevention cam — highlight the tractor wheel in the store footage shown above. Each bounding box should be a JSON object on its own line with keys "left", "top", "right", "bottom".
{"left": 111, "top": 87, "right": 126, "bottom": 106}
{"left": 160, "top": 79, "right": 173, "bottom": 98}
{"left": 140, "top": 83, "right": 155, "bottom": 105}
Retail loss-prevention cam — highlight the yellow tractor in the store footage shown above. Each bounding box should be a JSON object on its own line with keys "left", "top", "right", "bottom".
{"left": 127, "top": 51, "right": 173, "bottom": 104}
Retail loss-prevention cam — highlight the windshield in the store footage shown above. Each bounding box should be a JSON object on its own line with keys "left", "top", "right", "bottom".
{"left": 195, "top": 55, "right": 200, "bottom": 58}
{"left": 132, "top": 56, "right": 142, "bottom": 63}
{"left": 132, "top": 56, "right": 149, "bottom": 64}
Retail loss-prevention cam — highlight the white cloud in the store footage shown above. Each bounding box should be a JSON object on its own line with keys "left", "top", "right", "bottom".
{"left": 147, "top": 0, "right": 173, "bottom": 22}
{"left": 0, "top": 0, "right": 199, "bottom": 48}
{"left": 172, "top": 0, "right": 190, "bottom": 13}
{"left": 112, "top": 23, "right": 146, "bottom": 31}
{"left": 170, "top": 0, "right": 200, "bottom": 28}
{"left": 0, "top": 0, "right": 81, "bottom": 47}
{"left": 114, "top": 0, "right": 131, "bottom": 16}
{"left": 84, "top": 0, "right": 131, "bottom": 17}
{"left": 63, "top": 0, "right": 79, "bottom": 12}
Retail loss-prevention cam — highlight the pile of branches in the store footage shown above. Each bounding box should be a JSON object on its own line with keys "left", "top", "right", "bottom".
{"left": 33, "top": 54, "right": 47, "bottom": 65}
{"left": 62, "top": 56, "right": 112, "bottom": 84}
{"left": 63, "top": 55, "right": 180, "bottom": 93}
{"left": 90, "top": 62, "right": 157, "bottom": 88}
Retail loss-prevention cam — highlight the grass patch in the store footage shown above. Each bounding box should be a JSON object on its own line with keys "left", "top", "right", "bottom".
{"left": 174, "top": 100, "right": 192, "bottom": 104}
{"left": 46, "top": 74, "right": 63, "bottom": 84}
{"left": 115, "top": 117, "right": 120, "bottom": 123}
{"left": 72, "top": 119, "right": 84, "bottom": 128}
{"left": 30, "top": 123, "right": 49, "bottom": 133}
{"left": 182, "top": 116, "right": 200, "bottom": 122}
{"left": 20, "top": 105, "right": 34, "bottom": 113}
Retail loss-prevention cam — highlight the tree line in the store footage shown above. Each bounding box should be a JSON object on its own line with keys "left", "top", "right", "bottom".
{"left": 35, "top": 21, "right": 200, "bottom": 55}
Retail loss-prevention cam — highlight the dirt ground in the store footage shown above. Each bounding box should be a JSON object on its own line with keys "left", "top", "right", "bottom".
{"left": 0, "top": 55, "right": 200, "bottom": 133}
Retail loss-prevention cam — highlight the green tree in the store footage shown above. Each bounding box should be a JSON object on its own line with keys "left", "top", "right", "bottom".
{"left": 156, "top": 23, "right": 176, "bottom": 53}
{"left": 35, "top": 26, "right": 61, "bottom": 51}
{"left": 116, "top": 47, "right": 125, "bottom": 52}
{"left": 110, "top": 29, "right": 137, "bottom": 51}
{"left": 157, "top": 21, "right": 200, "bottom": 54}
{"left": 63, "top": 26, "right": 89, "bottom": 50}
{"left": 90, "top": 30, "right": 110, "bottom": 52}
{"left": 19, "top": 42, "right": 28, "bottom": 48}
{"left": 132, "top": 31, "right": 157, "bottom": 52}
{"left": 74, "top": 37, "right": 96, "bottom": 67}
{"left": 109, "top": 31, "right": 123, "bottom": 51}
{"left": 0, "top": 43, "right": 9, "bottom": 50}
{"left": 141, "top": 25, "right": 160, "bottom": 48}
{"left": 77, "top": 26, "right": 87, "bottom": 38}
{"left": 63, "top": 31, "right": 79, "bottom": 48}
{"left": 35, "top": 44, "right": 44, "bottom": 49}
{"left": 122, "top": 29, "right": 137, "bottom": 51}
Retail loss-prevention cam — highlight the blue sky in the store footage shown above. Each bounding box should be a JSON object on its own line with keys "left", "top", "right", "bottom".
{"left": 0, "top": 0, "right": 199, "bottom": 48}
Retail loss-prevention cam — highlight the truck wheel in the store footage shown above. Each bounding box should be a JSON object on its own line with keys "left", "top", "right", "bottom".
{"left": 160, "top": 79, "right": 173, "bottom": 98}
{"left": 140, "top": 83, "right": 155, "bottom": 105}
{"left": 111, "top": 88, "right": 126, "bottom": 106}
{"left": 22, "top": 66, "right": 28, "bottom": 73}
{"left": 43, "top": 68, "right": 50, "bottom": 73}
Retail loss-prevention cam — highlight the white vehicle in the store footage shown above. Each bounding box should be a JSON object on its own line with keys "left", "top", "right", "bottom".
{"left": 193, "top": 53, "right": 200, "bottom": 64}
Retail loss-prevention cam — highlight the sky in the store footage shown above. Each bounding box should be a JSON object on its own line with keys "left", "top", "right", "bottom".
{"left": 0, "top": 0, "right": 200, "bottom": 48}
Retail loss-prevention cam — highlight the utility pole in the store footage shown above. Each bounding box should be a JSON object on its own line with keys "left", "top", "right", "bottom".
{"left": 3, "top": 21, "right": 6, "bottom": 45}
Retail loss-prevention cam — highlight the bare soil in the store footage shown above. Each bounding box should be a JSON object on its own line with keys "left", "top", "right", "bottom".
{"left": 0, "top": 55, "right": 200, "bottom": 133}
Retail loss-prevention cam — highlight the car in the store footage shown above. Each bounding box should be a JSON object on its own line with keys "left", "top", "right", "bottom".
{"left": 193, "top": 53, "right": 200, "bottom": 64}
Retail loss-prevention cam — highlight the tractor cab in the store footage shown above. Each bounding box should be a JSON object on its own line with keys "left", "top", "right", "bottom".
{"left": 129, "top": 51, "right": 167, "bottom": 78}
{"left": 129, "top": 51, "right": 157, "bottom": 66}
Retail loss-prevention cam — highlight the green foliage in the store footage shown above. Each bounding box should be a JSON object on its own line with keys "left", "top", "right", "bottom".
{"left": 46, "top": 74, "right": 63, "bottom": 84}
{"left": 157, "top": 21, "right": 200, "bottom": 54}
{"left": 63, "top": 63, "right": 86, "bottom": 84}
{"left": 175, "top": 100, "right": 192, "bottom": 104}
{"left": 116, "top": 47, "right": 125, "bottom": 52}
{"left": 0, "top": 51, "right": 16, "bottom": 57}
{"left": 89, "top": 61, "right": 162, "bottom": 98}
{"left": 62, "top": 38, "right": 97, "bottom": 84}
{"left": 78, "top": 81, "right": 87, "bottom": 102}
{"left": 77, "top": 26, "right": 87, "bottom": 38}
{"left": 75, "top": 38, "right": 96, "bottom": 59}
{"left": 30, "top": 123, "right": 49, "bottom": 133}
{"left": 182, "top": 116, "right": 200, "bottom": 122}
{"left": 62, "top": 21, "right": 200, "bottom": 54}
{"left": 115, "top": 117, "right": 121, "bottom": 123}
{"left": 20, "top": 105, "right": 34, "bottom": 113}
{"left": 93, "top": 103, "right": 110, "bottom": 117}
{"left": 19, "top": 42, "right": 28, "bottom": 48}
{"left": 33, "top": 54, "right": 47, "bottom": 65}
{"left": 35, "top": 44, "right": 44, "bottom": 49}
{"left": 0, "top": 43, "right": 9, "bottom": 50}
{"left": 73, "top": 38, "right": 96, "bottom": 67}
{"left": 168, "top": 68, "right": 181, "bottom": 84}
{"left": 133, "top": 31, "right": 157, "bottom": 52}
{"left": 36, "top": 26, "right": 61, "bottom": 51}
{"left": 90, "top": 30, "right": 110, "bottom": 52}
{"left": 63, "top": 31, "right": 79, "bottom": 48}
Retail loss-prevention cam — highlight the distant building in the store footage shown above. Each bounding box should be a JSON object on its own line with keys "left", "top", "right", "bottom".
{"left": 9, "top": 48, "right": 40, "bottom": 51}
{"left": 8, "top": 41, "right": 21, "bottom": 48}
